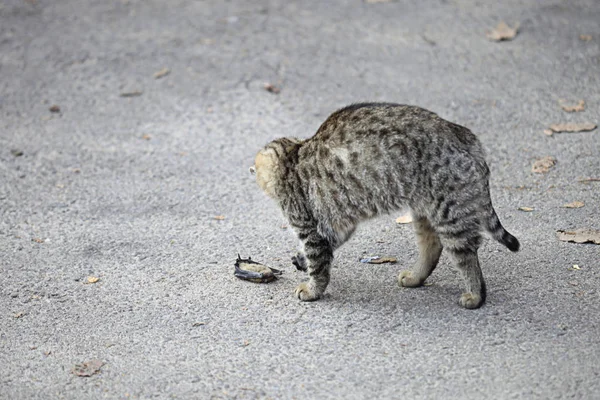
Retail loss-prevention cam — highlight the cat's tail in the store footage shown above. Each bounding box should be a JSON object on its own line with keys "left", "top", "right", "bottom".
{"left": 484, "top": 208, "right": 520, "bottom": 252}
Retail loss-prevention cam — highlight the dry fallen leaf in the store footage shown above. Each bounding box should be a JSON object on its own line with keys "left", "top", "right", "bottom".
{"left": 49, "top": 105, "right": 61, "bottom": 113}
{"left": 395, "top": 214, "right": 413, "bottom": 224}
{"left": 486, "top": 22, "right": 519, "bottom": 42}
{"left": 363, "top": 256, "right": 397, "bottom": 264}
{"left": 579, "top": 34, "right": 592, "bottom": 42}
{"left": 559, "top": 99, "right": 585, "bottom": 112}
{"left": 518, "top": 207, "right": 534, "bottom": 212}
{"left": 32, "top": 238, "right": 44, "bottom": 243}
{"left": 120, "top": 91, "right": 143, "bottom": 97}
{"left": 557, "top": 228, "right": 600, "bottom": 245}
{"left": 264, "top": 83, "right": 281, "bottom": 94}
{"left": 562, "top": 201, "right": 584, "bottom": 209}
{"left": 141, "top": 134, "right": 151, "bottom": 140}
{"left": 549, "top": 123, "right": 596, "bottom": 133}
{"left": 85, "top": 276, "right": 100, "bottom": 284}
{"left": 72, "top": 360, "right": 104, "bottom": 377}
{"left": 213, "top": 215, "right": 226, "bottom": 220}
{"left": 578, "top": 177, "right": 600, "bottom": 183}
{"left": 153, "top": 68, "right": 170, "bottom": 79}
{"left": 532, "top": 156, "right": 556, "bottom": 173}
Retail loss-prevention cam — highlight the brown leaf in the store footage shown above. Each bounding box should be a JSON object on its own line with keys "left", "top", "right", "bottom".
{"left": 559, "top": 99, "right": 585, "bottom": 112}
{"left": 49, "top": 105, "right": 61, "bottom": 113}
{"left": 153, "top": 68, "right": 170, "bottom": 79}
{"left": 557, "top": 228, "right": 600, "bottom": 245}
{"left": 486, "top": 22, "right": 519, "bottom": 42}
{"left": 562, "top": 201, "right": 584, "bottom": 209}
{"left": 72, "top": 360, "right": 104, "bottom": 377}
{"left": 120, "top": 91, "right": 143, "bottom": 97}
{"left": 578, "top": 177, "right": 600, "bottom": 183}
{"left": 141, "top": 134, "right": 151, "bottom": 140}
{"left": 85, "top": 276, "right": 100, "bottom": 284}
{"left": 367, "top": 257, "right": 397, "bottom": 264}
{"left": 532, "top": 156, "right": 556, "bottom": 173}
{"left": 395, "top": 214, "right": 413, "bottom": 224}
{"left": 213, "top": 215, "right": 226, "bottom": 220}
{"left": 549, "top": 123, "right": 596, "bottom": 133}
{"left": 579, "top": 34, "right": 592, "bottom": 42}
{"left": 32, "top": 238, "right": 44, "bottom": 243}
{"left": 264, "top": 83, "right": 281, "bottom": 94}
{"left": 518, "top": 206, "right": 534, "bottom": 212}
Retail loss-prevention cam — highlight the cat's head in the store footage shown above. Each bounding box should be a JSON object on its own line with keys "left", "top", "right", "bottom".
{"left": 250, "top": 137, "right": 303, "bottom": 199}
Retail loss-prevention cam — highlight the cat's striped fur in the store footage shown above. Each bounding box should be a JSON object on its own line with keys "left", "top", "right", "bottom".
{"left": 252, "top": 103, "right": 519, "bottom": 309}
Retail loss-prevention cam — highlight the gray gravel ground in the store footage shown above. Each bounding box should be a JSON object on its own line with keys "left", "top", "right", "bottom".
{"left": 1, "top": 0, "right": 599, "bottom": 399}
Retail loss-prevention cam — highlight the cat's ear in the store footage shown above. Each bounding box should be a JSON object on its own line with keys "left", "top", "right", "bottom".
{"left": 254, "top": 148, "right": 280, "bottom": 198}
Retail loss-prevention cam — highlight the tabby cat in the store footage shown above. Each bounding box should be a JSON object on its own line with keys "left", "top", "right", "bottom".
{"left": 250, "top": 103, "right": 519, "bottom": 309}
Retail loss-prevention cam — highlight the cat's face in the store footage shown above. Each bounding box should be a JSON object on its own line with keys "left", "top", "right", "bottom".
{"left": 250, "top": 147, "right": 280, "bottom": 199}
{"left": 250, "top": 137, "right": 303, "bottom": 200}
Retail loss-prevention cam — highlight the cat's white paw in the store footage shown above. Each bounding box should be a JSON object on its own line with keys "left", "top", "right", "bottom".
{"left": 294, "top": 282, "right": 321, "bottom": 301}
{"left": 398, "top": 270, "right": 423, "bottom": 288}
{"left": 459, "top": 292, "right": 483, "bottom": 309}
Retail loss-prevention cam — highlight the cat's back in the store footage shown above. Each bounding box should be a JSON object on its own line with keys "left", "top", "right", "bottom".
{"left": 322, "top": 103, "right": 477, "bottom": 140}
{"left": 302, "top": 103, "right": 482, "bottom": 162}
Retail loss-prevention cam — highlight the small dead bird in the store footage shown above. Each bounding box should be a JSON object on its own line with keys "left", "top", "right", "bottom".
{"left": 234, "top": 255, "right": 282, "bottom": 283}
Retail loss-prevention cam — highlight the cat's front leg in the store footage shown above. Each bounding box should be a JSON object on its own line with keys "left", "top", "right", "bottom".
{"left": 294, "top": 233, "right": 333, "bottom": 301}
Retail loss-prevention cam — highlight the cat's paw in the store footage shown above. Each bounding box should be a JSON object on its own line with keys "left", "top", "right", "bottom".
{"left": 294, "top": 282, "right": 321, "bottom": 301}
{"left": 398, "top": 270, "right": 423, "bottom": 288}
{"left": 459, "top": 293, "right": 483, "bottom": 309}
{"left": 291, "top": 253, "right": 307, "bottom": 271}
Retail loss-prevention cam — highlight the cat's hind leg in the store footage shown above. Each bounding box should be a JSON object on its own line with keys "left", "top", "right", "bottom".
{"left": 294, "top": 232, "right": 334, "bottom": 301}
{"left": 439, "top": 232, "right": 485, "bottom": 309}
{"left": 398, "top": 216, "right": 443, "bottom": 288}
